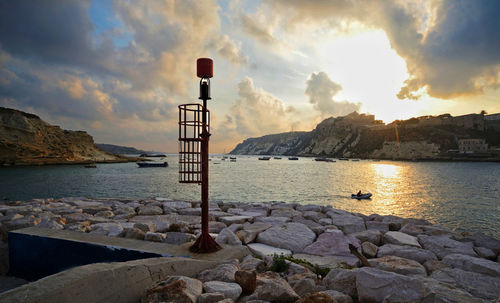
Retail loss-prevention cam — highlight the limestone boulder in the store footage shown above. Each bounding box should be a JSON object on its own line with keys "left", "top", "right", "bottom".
{"left": 365, "top": 221, "right": 390, "bottom": 232}
{"left": 36, "top": 219, "right": 64, "bottom": 230}
{"left": 302, "top": 211, "right": 326, "bottom": 223}
{"left": 178, "top": 208, "right": 201, "bottom": 216}
{"left": 430, "top": 267, "right": 500, "bottom": 300}
{"left": 119, "top": 227, "right": 146, "bottom": 240}
{"left": 216, "top": 228, "right": 242, "bottom": 246}
{"left": 164, "top": 232, "right": 196, "bottom": 244}
{"left": 240, "top": 255, "right": 266, "bottom": 272}
{"left": 321, "top": 290, "right": 353, "bottom": 303}
{"left": 235, "top": 229, "right": 259, "bottom": 244}
{"left": 197, "top": 292, "right": 226, "bottom": 303}
{"left": 235, "top": 270, "right": 257, "bottom": 294}
{"left": 368, "top": 255, "right": 427, "bottom": 276}
{"left": 361, "top": 242, "right": 378, "bottom": 258}
{"left": 137, "top": 205, "right": 163, "bottom": 216}
{"left": 418, "top": 235, "right": 477, "bottom": 259}
{"left": 89, "top": 223, "right": 123, "bottom": 237}
{"left": 377, "top": 244, "right": 437, "bottom": 264}
{"left": 421, "top": 278, "right": 485, "bottom": 303}
{"left": 252, "top": 272, "right": 300, "bottom": 302}
{"left": 297, "top": 204, "right": 323, "bottom": 212}
{"left": 423, "top": 260, "right": 450, "bottom": 275}
{"left": 270, "top": 208, "right": 301, "bottom": 218}
{"left": 255, "top": 216, "right": 291, "bottom": 225}
{"left": 256, "top": 223, "right": 316, "bottom": 253}
{"left": 384, "top": 231, "right": 421, "bottom": 248}
{"left": 291, "top": 278, "right": 317, "bottom": 297}
{"left": 144, "top": 232, "right": 166, "bottom": 242}
{"left": 198, "top": 261, "right": 239, "bottom": 283}
{"left": 323, "top": 268, "right": 359, "bottom": 297}
{"left": 473, "top": 246, "right": 496, "bottom": 259}
{"left": 162, "top": 201, "right": 192, "bottom": 210}
{"left": 461, "top": 232, "right": 500, "bottom": 254}
{"left": 351, "top": 230, "right": 382, "bottom": 245}
{"left": 356, "top": 267, "right": 425, "bottom": 303}
{"left": 247, "top": 243, "right": 292, "bottom": 258}
{"left": 302, "top": 230, "right": 360, "bottom": 256}
{"left": 327, "top": 211, "right": 366, "bottom": 234}
{"left": 143, "top": 276, "right": 202, "bottom": 303}
{"left": 442, "top": 253, "right": 500, "bottom": 277}
{"left": 293, "top": 253, "right": 355, "bottom": 270}
{"left": 219, "top": 216, "right": 252, "bottom": 225}
{"left": 203, "top": 281, "right": 242, "bottom": 301}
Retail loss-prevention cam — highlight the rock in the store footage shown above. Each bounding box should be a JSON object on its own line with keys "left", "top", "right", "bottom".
{"left": 227, "top": 224, "right": 243, "bottom": 233}
{"left": 89, "top": 223, "right": 123, "bottom": 237}
{"left": 198, "top": 262, "right": 239, "bottom": 283}
{"left": 63, "top": 212, "right": 94, "bottom": 224}
{"left": 256, "top": 223, "right": 316, "bottom": 253}
{"left": 203, "top": 281, "right": 242, "bottom": 301}
{"left": 400, "top": 224, "right": 455, "bottom": 237}
{"left": 292, "top": 254, "right": 354, "bottom": 270}
{"left": 356, "top": 267, "right": 425, "bottom": 303}
{"left": 323, "top": 268, "right": 359, "bottom": 297}
{"left": 216, "top": 228, "right": 242, "bottom": 246}
{"left": 119, "top": 227, "right": 145, "bottom": 240}
{"left": 2, "top": 216, "right": 41, "bottom": 231}
{"left": 0, "top": 241, "right": 8, "bottom": 275}
{"left": 418, "top": 235, "right": 477, "bottom": 259}
{"left": 94, "top": 210, "right": 114, "bottom": 218}
{"left": 351, "top": 230, "right": 382, "bottom": 245}
{"left": 178, "top": 208, "right": 202, "bottom": 216}
{"left": 377, "top": 244, "right": 437, "bottom": 264}
{"left": 293, "top": 216, "right": 326, "bottom": 235}
{"left": 162, "top": 201, "right": 192, "bottom": 210}
{"left": 240, "top": 256, "right": 266, "bottom": 272}
{"left": 461, "top": 232, "right": 500, "bottom": 254}
{"left": 143, "top": 276, "right": 202, "bottom": 303}
{"left": 253, "top": 272, "right": 300, "bottom": 302}
{"left": 365, "top": 221, "right": 390, "bottom": 232}
{"left": 321, "top": 290, "right": 353, "bottom": 303}
{"left": 162, "top": 232, "right": 194, "bottom": 244}
{"left": 291, "top": 278, "right": 317, "bottom": 297}
{"left": 144, "top": 232, "right": 166, "bottom": 242}
{"left": 247, "top": 243, "right": 292, "bottom": 258}
{"left": 421, "top": 279, "right": 485, "bottom": 303}
{"left": 303, "top": 211, "right": 326, "bottom": 223}
{"left": 423, "top": 260, "right": 450, "bottom": 275}
{"left": 64, "top": 222, "right": 91, "bottom": 233}
{"left": 193, "top": 221, "right": 227, "bottom": 233}
{"left": 270, "top": 208, "right": 301, "bottom": 218}
{"left": 235, "top": 270, "right": 257, "bottom": 294}
{"left": 295, "top": 292, "right": 335, "bottom": 303}
{"left": 36, "top": 219, "right": 64, "bottom": 230}
{"left": 133, "top": 222, "right": 155, "bottom": 233}
{"left": 219, "top": 216, "right": 252, "bottom": 225}
{"left": 236, "top": 229, "right": 259, "bottom": 244}
{"left": 384, "top": 231, "right": 421, "bottom": 248}
{"left": 361, "top": 242, "right": 378, "bottom": 258}
{"left": 431, "top": 267, "right": 500, "bottom": 300}
{"left": 197, "top": 292, "right": 226, "bottom": 303}
{"left": 318, "top": 218, "right": 333, "bottom": 226}
{"left": 303, "top": 230, "right": 360, "bottom": 256}
{"left": 369, "top": 255, "right": 427, "bottom": 276}
{"left": 243, "top": 222, "right": 272, "bottom": 233}
{"left": 216, "top": 299, "right": 234, "bottom": 303}
{"left": 473, "top": 246, "right": 496, "bottom": 260}
{"left": 442, "top": 253, "right": 500, "bottom": 277}
{"left": 327, "top": 211, "right": 366, "bottom": 234}
{"left": 254, "top": 216, "right": 291, "bottom": 225}
{"left": 297, "top": 204, "right": 323, "bottom": 212}
{"left": 137, "top": 205, "right": 163, "bottom": 216}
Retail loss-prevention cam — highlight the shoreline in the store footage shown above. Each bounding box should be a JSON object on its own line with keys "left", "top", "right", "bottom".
{"left": 1, "top": 197, "right": 500, "bottom": 301}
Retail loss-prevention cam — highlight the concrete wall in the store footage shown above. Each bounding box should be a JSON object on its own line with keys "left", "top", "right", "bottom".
{"left": 0, "top": 257, "right": 216, "bottom": 303}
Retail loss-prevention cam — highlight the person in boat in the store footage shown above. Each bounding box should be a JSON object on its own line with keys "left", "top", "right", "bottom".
{"left": 357, "top": 190, "right": 362, "bottom": 196}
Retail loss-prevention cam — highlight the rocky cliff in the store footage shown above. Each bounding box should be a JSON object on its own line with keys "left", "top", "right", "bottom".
{"left": 0, "top": 107, "right": 134, "bottom": 165}
{"left": 230, "top": 112, "right": 500, "bottom": 160}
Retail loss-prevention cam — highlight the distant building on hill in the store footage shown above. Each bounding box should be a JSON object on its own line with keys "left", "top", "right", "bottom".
{"left": 458, "top": 139, "right": 488, "bottom": 153}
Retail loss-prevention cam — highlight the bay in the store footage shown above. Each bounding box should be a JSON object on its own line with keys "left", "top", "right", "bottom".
{"left": 1, "top": 155, "right": 499, "bottom": 238}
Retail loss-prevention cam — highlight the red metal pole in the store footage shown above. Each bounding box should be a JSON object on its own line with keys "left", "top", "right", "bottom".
{"left": 189, "top": 97, "right": 220, "bottom": 253}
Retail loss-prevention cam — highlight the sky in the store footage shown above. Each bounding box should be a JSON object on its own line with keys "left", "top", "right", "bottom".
{"left": 1, "top": 0, "right": 499, "bottom": 153}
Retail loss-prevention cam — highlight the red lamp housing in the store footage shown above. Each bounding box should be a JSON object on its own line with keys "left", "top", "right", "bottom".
{"left": 197, "top": 58, "right": 213, "bottom": 78}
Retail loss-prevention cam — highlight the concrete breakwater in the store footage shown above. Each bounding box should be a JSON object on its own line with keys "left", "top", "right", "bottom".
{"left": 1, "top": 197, "right": 500, "bottom": 302}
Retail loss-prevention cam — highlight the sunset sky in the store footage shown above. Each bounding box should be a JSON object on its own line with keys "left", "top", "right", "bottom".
{"left": 1, "top": 0, "right": 499, "bottom": 152}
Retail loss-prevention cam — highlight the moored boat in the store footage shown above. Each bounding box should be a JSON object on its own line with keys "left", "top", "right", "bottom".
{"left": 258, "top": 156, "right": 271, "bottom": 160}
{"left": 288, "top": 157, "right": 299, "bottom": 160}
{"left": 137, "top": 162, "right": 168, "bottom": 167}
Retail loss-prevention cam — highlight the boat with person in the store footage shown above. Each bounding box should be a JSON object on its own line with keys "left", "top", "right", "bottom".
{"left": 137, "top": 162, "right": 168, "bottom": 167}
{"left": 351, "top": 192, "right": 372, "bottom": 199}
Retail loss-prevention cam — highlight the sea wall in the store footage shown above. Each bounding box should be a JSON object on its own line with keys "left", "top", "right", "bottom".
{"left": 1, "top": 197, "right": 500, "bottom": 302}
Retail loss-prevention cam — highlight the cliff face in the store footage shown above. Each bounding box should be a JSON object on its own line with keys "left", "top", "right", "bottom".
{"left": 230, "top": 112, "right": 500, "bottom": 160}
{"left": 0, "top": 107, "right": 130, "bottom": 165}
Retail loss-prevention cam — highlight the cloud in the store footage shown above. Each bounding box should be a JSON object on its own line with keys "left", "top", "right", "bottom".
{"left": 0, "top": 0, "right": 249, "bottom": 151}
{"left": 259, "top": 0, "right": 500, "bottom": 100}
{"left": 305, "top": 72, "right": 361, "bottom": 117}
{"left": 215, "top": 77, "right": 299, "bottom": 144}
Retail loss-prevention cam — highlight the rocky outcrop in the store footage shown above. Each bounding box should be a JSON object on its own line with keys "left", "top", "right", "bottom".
{"left": 0, "top": 107, "right": 135, "bottom": 165}
{"left": 229, "top": 111, "right": 500, "bottom": 160}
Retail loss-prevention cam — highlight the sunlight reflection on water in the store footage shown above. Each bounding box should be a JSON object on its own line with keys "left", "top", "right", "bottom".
{"left": 1, "top": 156, "right": 499, "bottom": 237}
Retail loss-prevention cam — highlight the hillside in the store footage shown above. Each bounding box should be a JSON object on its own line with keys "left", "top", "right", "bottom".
{"left": 95, "top": 143, "right": 151, "bottom": 155}
{"left": 0, "top": 107, "right": 137, "bottom": 166}
{"left": 230, "top": 112, "right": 500, "bottom": 160}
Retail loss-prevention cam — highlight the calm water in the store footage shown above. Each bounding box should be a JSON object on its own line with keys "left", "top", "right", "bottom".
{"left": 1, "top": 156, "right": 499, "bottom": 238}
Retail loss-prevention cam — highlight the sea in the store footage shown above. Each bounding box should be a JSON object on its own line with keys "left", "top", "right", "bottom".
{"left": 1, "top": 155, "right": 499, "bottom": 238}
